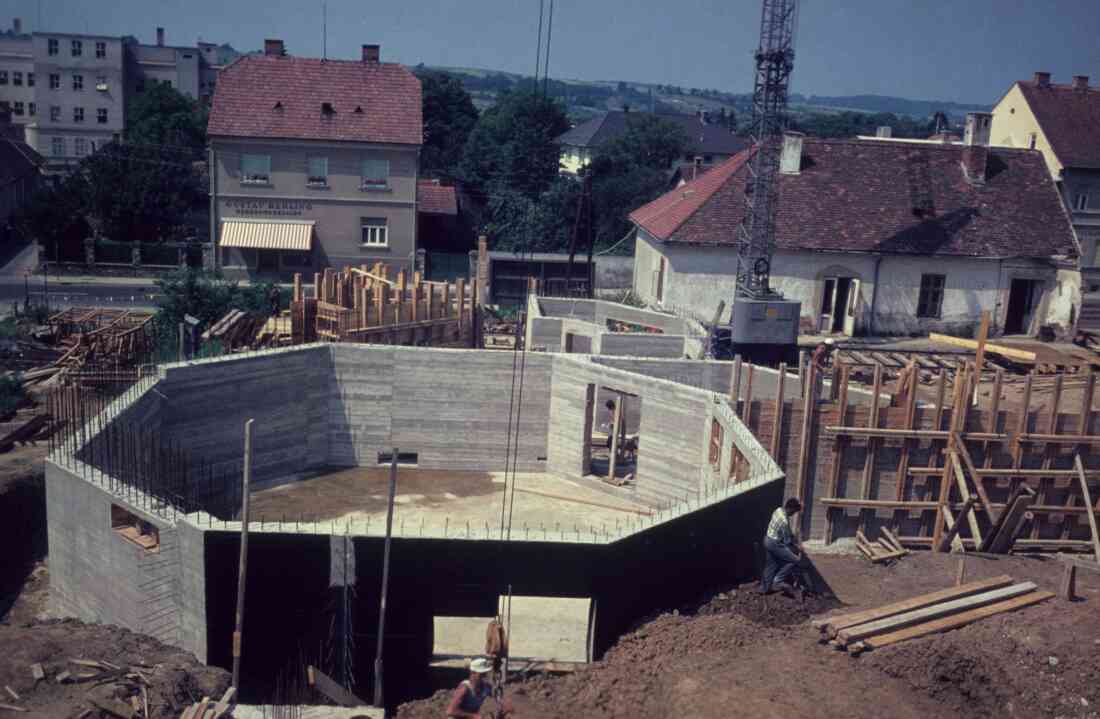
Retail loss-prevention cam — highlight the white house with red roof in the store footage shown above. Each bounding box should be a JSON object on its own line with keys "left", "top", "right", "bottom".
{"left": 207, "top": 40, "right": 422, "bottom": 278}
{"left": 629, "top": 119, "right": 1078, "bottom": 338}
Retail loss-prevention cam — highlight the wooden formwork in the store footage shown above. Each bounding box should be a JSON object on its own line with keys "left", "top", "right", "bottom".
{"left": 735, "top": 358, "right": 1100, "bottom": 556}
{"left": 290, "top": 263, "right": 479, "bottom": 348}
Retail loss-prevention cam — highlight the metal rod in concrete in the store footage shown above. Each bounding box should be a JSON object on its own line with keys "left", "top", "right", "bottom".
{"left": 373, "top": 449, "right": 399, "bottom": 708}
{"left": 231, "top": 418, "right": 254, "bottom": 690}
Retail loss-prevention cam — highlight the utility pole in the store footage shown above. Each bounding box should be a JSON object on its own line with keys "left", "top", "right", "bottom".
{"left": 231, "top": 418, "right": 255, "bottom": 690}
{"left": 373, "top": 450, "right": 399, "bottom": 708}
{"left": 566, "top": 171, "right": 593, "bottom": 298}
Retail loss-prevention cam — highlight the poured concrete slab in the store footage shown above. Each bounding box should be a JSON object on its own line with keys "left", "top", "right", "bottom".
{"left": 248, "top": 469, "right": 651, "bottom": 538}
{"left": 234, "top": 706, "right": 382, "bottom": 719}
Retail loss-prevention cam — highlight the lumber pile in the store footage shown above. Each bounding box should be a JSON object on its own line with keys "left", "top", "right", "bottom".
{"left": 178, "top": 688, "right": 236, "bottom": 719}
{"left": 201, "top": 309, "right": 271, "bottom": 352}
{"left": 812, "top": 575, "right": 1053, "bottom": 655}
{"left": 854, "top": 528, "right": 908, "bottom": 563}
{"left": 15, "top": 657, "right": 167, "bottom": 718}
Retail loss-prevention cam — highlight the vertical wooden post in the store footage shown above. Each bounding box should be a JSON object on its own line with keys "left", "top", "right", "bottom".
{"left": 731, "top": 355, "right": 743, "bottom": 414}
{"left": 1074, "top": 454, "right": 1100, "bottom": 563}
{"left": 744, "top": 365, "right": 755, "bottom": 425}
{"left": 313, "top": 272, "right": 322, "bottom": 302}
{"left": 795, "top": 362, "right": 818, "bottom": 512}
{"left": 582, "top": 384, "right": 595, "bottom": 473}
{"left": 232, "top": 418, "right": 255, "bottom": 690}
{"left": 895, "top": 361, "right": 919, "bottom": 503}
{"left": 972, "top": 310, "right": 990, "bottom": 404}
{"left": 860, "top": 363, "right": 883, "bottom": 503}
{"left": 1065, "top": 371, "right": 1096, "bottom": 539}
{"left": 770, "top": 363, "right": 787, "bottom": 461}
{"left": 608, "top": 395, "right": 623, "bottom": 481}
{"left": 824, "top": 364, "right": 850, "bottom": 544}
{"left": 293, "top": 273, "right": 302, "bottom": 303}
{"left": 456, "top": 277, "right": 466, "bottom": 327}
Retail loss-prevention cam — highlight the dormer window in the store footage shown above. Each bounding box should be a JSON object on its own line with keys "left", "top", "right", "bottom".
{"left": 273, "top": 101, "right": 284, "bottom": 112}
{"left": 354, "top": 106, "right": 364, "bottom": 114}
{"left": 322, "top": 102, "right": 336, "bottom": 116}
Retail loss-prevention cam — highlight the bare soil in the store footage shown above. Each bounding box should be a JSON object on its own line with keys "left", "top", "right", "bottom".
{"left": 399, "top": 550, "right": 1100, "bottom": 719}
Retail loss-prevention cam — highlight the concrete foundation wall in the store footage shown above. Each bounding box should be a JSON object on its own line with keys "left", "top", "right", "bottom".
{"left": 45, "top": 460, "right": 181, "bottom": 647}
{"left": 158, "top": 346, "right": 331, "bottom": 481}
{"left": 330, "top": 345, "right": 551, "bottom": 472}
{"left": 548, "top": 356, "right": 712, "bottom": 507}
{"left": 595, "top": 333, "right": 686, "bottom": 358}
{"left": 529, "top": 295, "right": 694, "bottom": 357}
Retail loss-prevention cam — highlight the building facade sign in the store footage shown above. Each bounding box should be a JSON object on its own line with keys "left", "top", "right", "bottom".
{"left": 224, "top": 198, "right": 313, "bottom": 217}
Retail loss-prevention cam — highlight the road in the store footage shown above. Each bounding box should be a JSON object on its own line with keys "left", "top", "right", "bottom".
{"left": 0, "top": 277, "right": 161, "bottom": 312}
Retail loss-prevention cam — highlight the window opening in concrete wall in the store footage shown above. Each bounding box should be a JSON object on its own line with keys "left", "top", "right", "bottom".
{"left": 709, "top": 419, "right": 723, "bottom": 469}
{"left": 586, "top": 386, "right": 639, "bottom": 482}
{"left": 377, "top": 451, "right": 418, "bottom": 466}
{"left": 111, "top": 504, "right": 159, "bottom": 552}
{"left": 564, "top": 333, "right": 591, "bottom": 353}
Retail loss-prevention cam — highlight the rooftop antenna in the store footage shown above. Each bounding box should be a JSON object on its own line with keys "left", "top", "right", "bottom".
{"left": 322, "top": 0, "right": 327, "bottom": 60}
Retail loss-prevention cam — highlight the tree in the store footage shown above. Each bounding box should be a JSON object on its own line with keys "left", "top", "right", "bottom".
{"left": 587, "top": 114, "right": 688, "bottom": 253}
{"left": 416, "top": 70, "right": 479, "bottom": 181}
{"left": 458, "top": 89, "right": 571, "bottom": 200}
{"left": 126, "top": 83, "right": 208, "bottom": 151}
{"left": 153, "top": 267, "right": 276, "bottom": 352}
{"left": 481, "top": 177, "right": 579, "bottom": 254}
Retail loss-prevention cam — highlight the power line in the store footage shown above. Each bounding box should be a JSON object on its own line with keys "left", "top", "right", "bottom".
{"left": 541, "top": 0, "right": 555, "bottom": 99}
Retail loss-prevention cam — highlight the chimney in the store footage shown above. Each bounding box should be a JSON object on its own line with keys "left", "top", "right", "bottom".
{"left": 779, "top": 131, "right": 804, "bottom": 175}
{"left": 156, "top": 27, "right": 164, "bottom": 46}
{"left": 1073, "top": 75, "right": 1090, "bottom": 91}
{"left": 961, "top": 112, "right": 991, "bottom": 184}
{"left": 1034, "top": 71, "right": 1051, "bottom": 88}
{"left": 876, "top": 125, "right": 892, "bottom": 138}
{"left": 13, "top": 18, "right": 22, "bottom": 34}
{"left": 264, "top": 38, "right": 285, "bottom": 57}
{"left": 362, "top": 44, "right": 380, "bottom": 63}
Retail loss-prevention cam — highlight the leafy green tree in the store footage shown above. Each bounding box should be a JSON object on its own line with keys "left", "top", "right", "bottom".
{"left": 459, "top": 89, "right": 570, "bottom": 200}
{"left": 152, "top": 267, "right": 276, "bottom": 351}
{"left": 13, "top": 177, "right": 87, "bottom": 260}
{"left": 482, "top": 177, "right": 579, "bottom": 253}
{"left": 126, "top": 83, "right": 208, "bottom": 150}
{"left": 417, "top": 70, "right": 479, "bottom": 181}
{"left": 74, "top": 141, "right": 205, "bottom": 242}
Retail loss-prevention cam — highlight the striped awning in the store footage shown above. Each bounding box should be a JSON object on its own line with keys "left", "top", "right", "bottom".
{"left": 219, "top": 219, "right": 314, "bottom": 251}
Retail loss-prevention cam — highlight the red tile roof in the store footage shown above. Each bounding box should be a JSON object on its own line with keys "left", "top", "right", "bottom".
{"left": 630, "top": 138, "right": 1076, "bottom": 259}
{"left": 417, "top": 181, "right": 457, "bottom": 215}
{"left": 208, "top": 55, "right": 422, "bottom": 145}
{"left": 1016, "top": 80, "right": 1100, "bottom": 169}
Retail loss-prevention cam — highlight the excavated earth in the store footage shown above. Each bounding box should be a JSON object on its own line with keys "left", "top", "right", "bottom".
{"left": 399, "top": 551, "right": 1100, "bottom": 719}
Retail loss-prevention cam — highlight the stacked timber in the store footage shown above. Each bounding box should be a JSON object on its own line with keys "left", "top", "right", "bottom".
{"left": 813, "top": 575, "right": 1053, "bottom": 655}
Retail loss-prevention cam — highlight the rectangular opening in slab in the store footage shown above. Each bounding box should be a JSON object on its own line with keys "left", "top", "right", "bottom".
{"left": 110, "top": 504, "right": 159, "bottom": 552}
{"left": 433, "top": 596, "right": 591, "bottom": 663}
{"left": 377, "top": 451, "right": 419, "bottom": 466}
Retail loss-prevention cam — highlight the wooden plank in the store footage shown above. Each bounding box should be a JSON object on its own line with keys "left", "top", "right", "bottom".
{"left": 940, "top": 503, "right": 966, "bottom": 553}
{"left": 881, "top": 527, "right": 906, "bottom": 553}
{"left": 1061, "top": 553, "right": 1100, "bottom": 576}
{"left": 1060, "top": 562, "right": 1077, "bottom": 601}
{"left": 812, "top": 574, "right": 1014, "bottom": 634}
{"left": 953, "top": 433, "right": 995, "bottom": 523}
{"left": 972, "top": 311, "right": 991, "bottom": 396}
{"left": 928, "top": 333, "right": 1037, "bottom": 362}
{"left": 984, "top": 486, "right": 1036, "bottom": 553}
{"left": 937, "top": 495, "right": 976, "bottom": 552}
{"left": 307, "top": 665, "right": 366, "bottom": 707}
{"left": 1033, "top": 373, "right": 1064, "bottom": 541}
{"left": 824, "top": 365, "right": 849, "bottom": 545}
{"left": 860, "top": 365, "right": 883, "bottom": 514}
{"left": 770, "top": 363, "right": 787, "bottom": 460}
{"left": 895, "top": 360, "right": 920, "bottom": 503}
{"left": 820, "top": 498, "right": 938, "bottom": 510}
{"left": 835, "top": 581, "right": 1039, "bottom": 644}
{"left": 952, "top": 452, "right": 983, "bottom": 546}
{"left": 856, "top": 591, "right": 1054, "bottom": 651}
{"left": 795, "top": 363, "right": 818, "bottom": 506}
{"left": 1074, "top": 454, "right": 1100, "bottom": 563}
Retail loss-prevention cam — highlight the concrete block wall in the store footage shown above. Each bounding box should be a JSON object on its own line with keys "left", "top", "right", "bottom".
{"left": 330, "top": 345, "right": 552, "bottom": 472}
{"left": 595, "top": 333, "right": 686, "bottom": 358}
{"left": 175, "top": 520, "right": 208, "bottom": 662}
{"left": 548, "top": 356, "right": 712, "bottom": 507}
{"left": 157, "top": 346, "right": 331, "bottom": 481}
{"left": 45, "top": 460, "right": 181, "bottom": 644}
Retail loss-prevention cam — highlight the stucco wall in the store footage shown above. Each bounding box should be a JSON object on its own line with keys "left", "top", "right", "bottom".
{"left": 633, "top": 231, "right": 1064, "bottom": 336}
{"left": 213, "top": 138, "right": 418, "bottom": 272}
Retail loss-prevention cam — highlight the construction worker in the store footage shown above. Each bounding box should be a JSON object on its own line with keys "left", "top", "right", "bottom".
{"left": 759, "top": 498, "right": 808, "bottom": 597}
{"left": 268, "top": 285, "right": 281, "bottom": 316}
{"left": 600, "top": 399, "right": 616, "bottom": 449}
{"left": 811, "top": 338, "right": 835, "bottom": 371}
{"left": 445, "top": 657, "right": 512, "bottom": 718}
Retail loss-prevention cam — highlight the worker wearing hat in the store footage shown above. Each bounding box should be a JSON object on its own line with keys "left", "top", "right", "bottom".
{"left": 446, "top": 657, "right": 512, "bottom": 718}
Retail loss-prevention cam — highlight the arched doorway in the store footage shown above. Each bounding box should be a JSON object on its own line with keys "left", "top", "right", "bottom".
{"left": 817, "top": 266, "right": 863, "bottom": 335}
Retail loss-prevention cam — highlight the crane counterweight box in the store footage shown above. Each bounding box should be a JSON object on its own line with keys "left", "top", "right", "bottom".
{"left": 729, "top": 297, "right": 800, "bottom": 345}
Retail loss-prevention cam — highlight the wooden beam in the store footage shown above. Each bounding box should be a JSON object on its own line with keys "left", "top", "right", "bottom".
{"left": 860, "top": 365, "right": 883, "bottom": 523}
{"left": 1074, "top": 454, "right": 1100, "bottom": 563}
{"left": 820, "top": 498, "right": 938, "bottom": 510}
{"left": 852, "top": 590, "right": 1054, "bottom": 652}
{"left": 824, "top": 365, "right": 850, "bottom": 545}
{"left": 928, "top": 333, "right": 1036, "bottom": 362}
{"left": 835, "top": 581, "right": 1039, "bottom": 644}
{"left": 972, "top": 311, "right": 991, "bottom": 397}
{"left": 895, "top": 361, "right": 920, "bottom": 503}
{"left": 308, "top": 665, "right": 366, "bottom": 707}
{"left": 608, "top": 395, "right": 623, "bottom": 482}
{"left": 937, "top": 495, "right": 977, "bottom": 552}
{"left": 953, "top": 433, "right": 995, "bottom": 523}
{"left": 812, "top": 574, "right": 1014, "bottom": 635}
{"left": 730, "top": 355, "right": 743, "bottom": 411}
{"left": 982, "top": 485, "right": 1035, "bottom": 553}
{"left": 771, "top": 363, "right": 787, "bottom": 460}
{"left": 796, "top": 363, "right": 818, "bottom": 507}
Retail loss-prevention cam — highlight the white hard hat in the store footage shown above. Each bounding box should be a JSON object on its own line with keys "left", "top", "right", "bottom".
{"left": 824, "top": 338, "right": 836, "bottom": 346}
{"left": 469, "top": 657, "right": 493, "bottom": 674}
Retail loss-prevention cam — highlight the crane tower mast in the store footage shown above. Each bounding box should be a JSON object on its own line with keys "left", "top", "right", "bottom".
{"left": 728, "top": 0, "right": 802, "bottom": 359}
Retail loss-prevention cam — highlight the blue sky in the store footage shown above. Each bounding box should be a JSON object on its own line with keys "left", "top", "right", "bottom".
{"left": 8, "top": 0, "right": 1099, "bottom": 104}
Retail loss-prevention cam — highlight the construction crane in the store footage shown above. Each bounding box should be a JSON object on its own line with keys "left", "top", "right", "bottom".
{"left": 727, "top": 0, "right": 802, "bottom": 363}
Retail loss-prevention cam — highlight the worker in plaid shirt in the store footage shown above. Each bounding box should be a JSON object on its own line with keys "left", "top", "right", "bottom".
{"left": 760, "top": 498, "right": 808, "bottom": 597}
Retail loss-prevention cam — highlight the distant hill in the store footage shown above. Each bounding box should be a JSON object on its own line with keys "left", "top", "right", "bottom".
{"left": 416, "top": 65, "right": 989, "bottom": 124}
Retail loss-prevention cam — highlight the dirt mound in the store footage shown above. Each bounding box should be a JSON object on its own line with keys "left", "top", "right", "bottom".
{"left": 0, "top": 619, "right": 230, "bottom": 718}
{"left": 693, "top": 582, "right": 840, "bottom": 626}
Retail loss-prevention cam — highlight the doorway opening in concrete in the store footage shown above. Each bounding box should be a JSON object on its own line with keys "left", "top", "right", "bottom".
{"left": 1005, "top": 278, "right": 1040, "bottom": 334}
{"left": 820, "top": 276, "right": 858, "bottom": 335}
{"left": 586, "top": 385, "right": 639, "bottom": 481}
{"left": 110, "top": 504, "right": 159, "bottom": 552}
{"left": 432, "top": 596, "right": 590, "bottom": 665}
